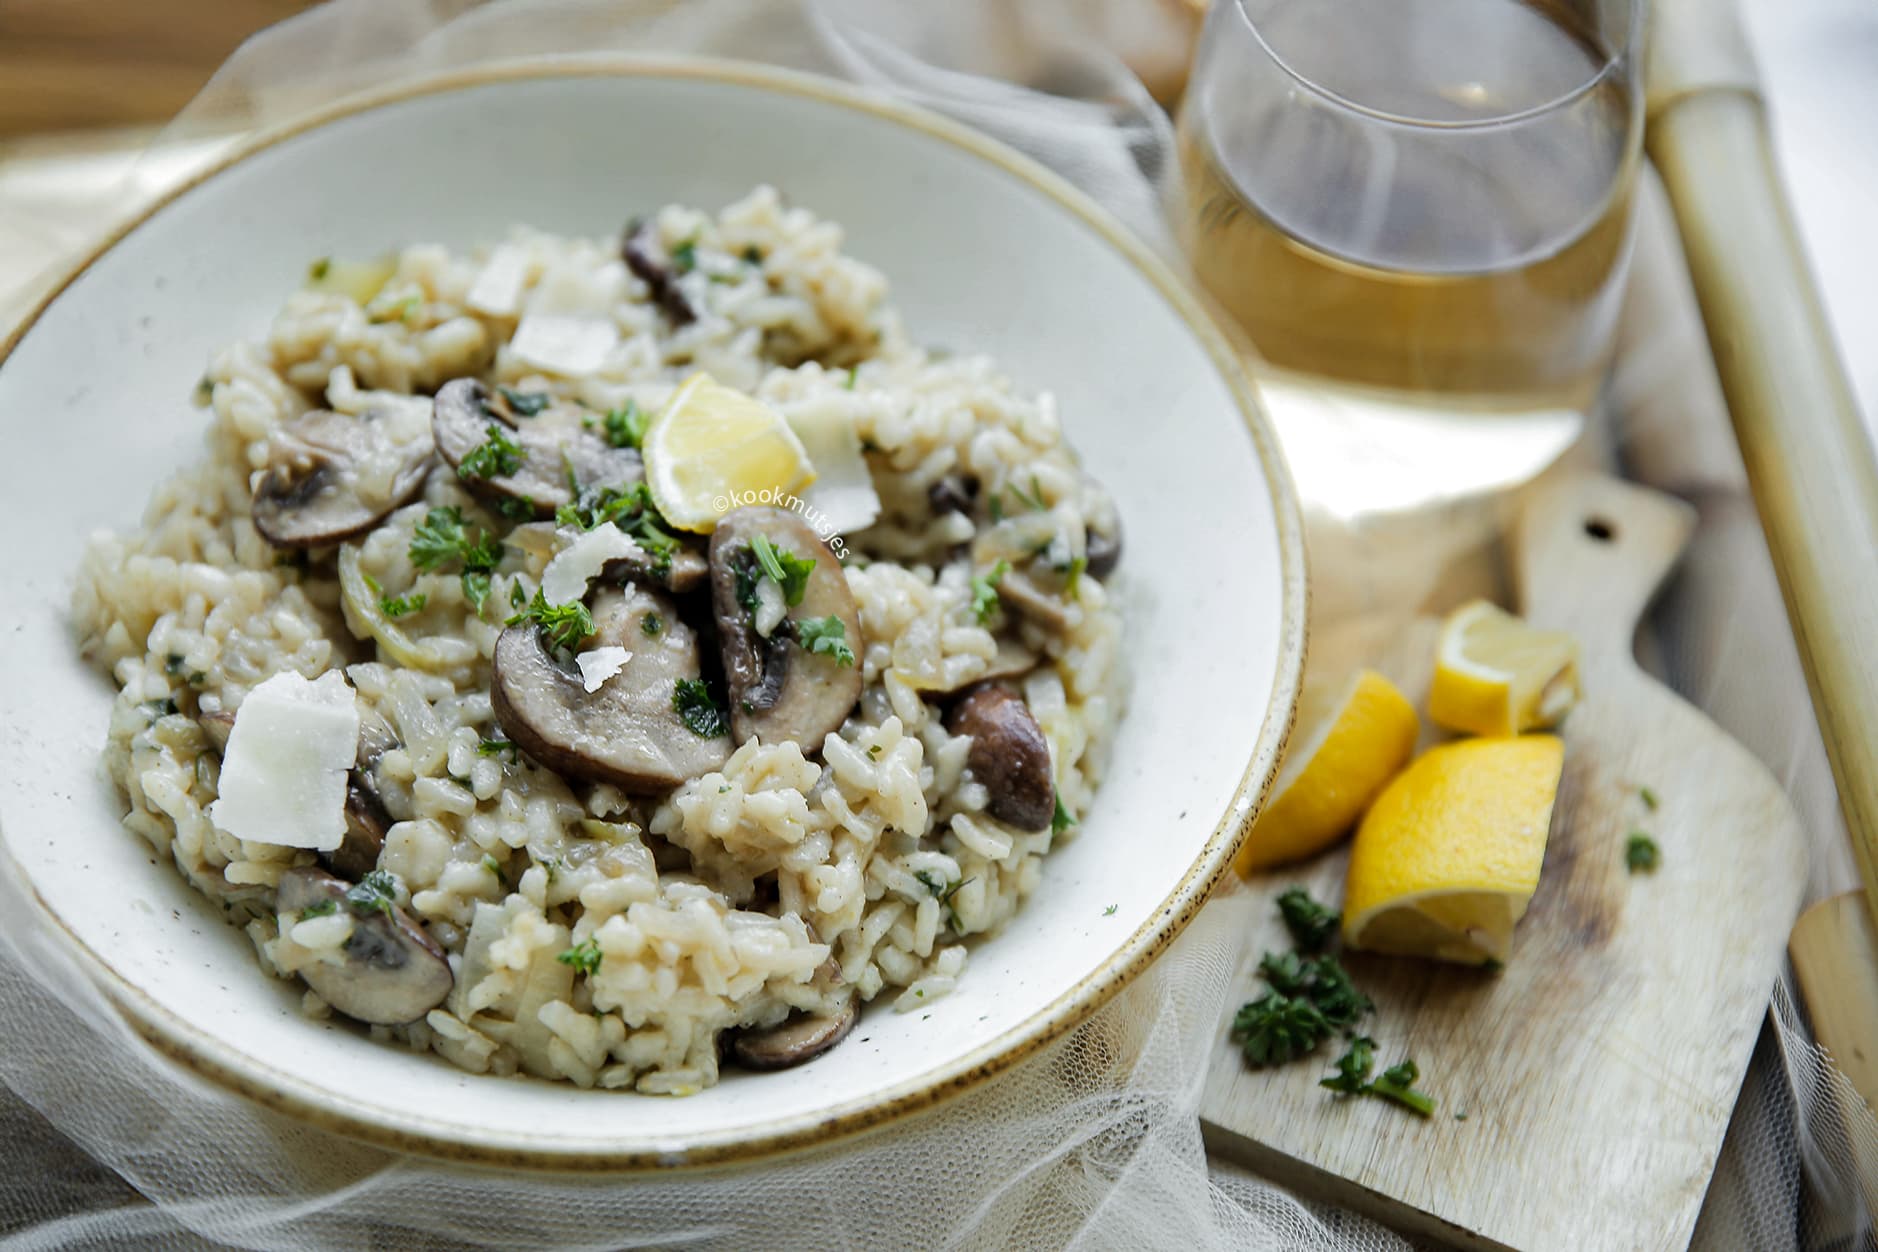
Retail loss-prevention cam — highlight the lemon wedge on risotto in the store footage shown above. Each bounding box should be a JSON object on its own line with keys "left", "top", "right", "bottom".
{"left": 642, "top": 373, "right": 816, "bottom": 533}
{"left": 1342, "top": 735, "right": 1564, "bottom": 965}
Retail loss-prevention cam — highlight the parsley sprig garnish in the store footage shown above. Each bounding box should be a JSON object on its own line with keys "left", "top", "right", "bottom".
{"left": 557, "top": 938, "right": 603, "bottom": 976}
{"left": 506, "top": 589, "right": 595, "bottom": 653}
{"left": 672, "top": 678, "right": 728, "bottom": 738}
{"left": 458, "top": 423, "right": 525, "bottom": 481}
{"left": 796, "top": 615, "right": 854, "bottom": 667}
{"left": 344, "top": 870, "right": 399, "bottom": 917}
{"left": 1320, "top": 1037, "right": 1435, "bottom": 1116}
{"left": 496, "top": 386, "right": 550, "bottom": 417}
{"left": 602, "top": 401, "right": 648, "bottom": 449}
{"left": 1229, "top": 886, "right": 1432, "bottom": 1117}
{"left": 970, "top": 559, "right": 1009, "bottom": 624}
{"left": 751, "top": 534, "right": 815, "bottom": 605}
{"left": 407, "top": 506, "right": 504, "bottom": 615}
{"left": 1276, "top": 886, "right": 1340, "bottom": 952}
{"left": 555, "top": 482, "right": 679, "bottom": 579}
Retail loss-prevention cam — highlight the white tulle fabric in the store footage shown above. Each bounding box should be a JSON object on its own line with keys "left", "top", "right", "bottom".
{"left": 0, "top": 1, "right": 1869, "bottom": 1247}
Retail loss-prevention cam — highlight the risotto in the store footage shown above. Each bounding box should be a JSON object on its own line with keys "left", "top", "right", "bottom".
{"left": 71, "top": 187, "right": 1126, "bottom": 1094}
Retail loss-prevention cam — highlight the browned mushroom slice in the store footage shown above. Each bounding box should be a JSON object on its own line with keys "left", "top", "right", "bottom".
{"left": 252, "top": 407, "right": 433, "bottom": 547}
{"left": 276, "top": 867, "right": 453, "bottom": 1026}
{"left": 731, "top": 994, "right": 858, "bottom": 1071}
{"left": 946, "top": 685, "right": 1056, "bottom": 831}
{"left": 621, "top": 219, "right": 698, "bottom": 326}
{"left": 324, "top": 774, "right": 392, "bottom": 882}
{"left": 1081, "top": 475, "right": 1123, "bottom": 579}
{"left": 432, "top": 377, "right": 642, "bottom": 518}
{"left": 708, "top": 506, "right": 864, "bottom": 748}
{"left": 491, "top": 584, "right": 731, "bottom": 791}
{"left": 600, "top": 542, "right": 711, "bottom": 595}
{"left": 992, "top": 567, "right": 1075, "bottom": 634}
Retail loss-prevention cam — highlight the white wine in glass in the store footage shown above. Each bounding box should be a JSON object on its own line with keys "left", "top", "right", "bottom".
{"left": 1178, "top": 0, "right": 1642, "bottom": 420}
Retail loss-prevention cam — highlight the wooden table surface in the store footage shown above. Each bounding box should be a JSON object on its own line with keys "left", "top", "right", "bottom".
{"left": 0, "top": 0, "right": 318, "bottom": 139}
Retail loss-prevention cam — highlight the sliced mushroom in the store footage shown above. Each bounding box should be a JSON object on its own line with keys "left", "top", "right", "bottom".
{"left": 993, "top": 567, "right": 1076, "bottom": 634}
{"left": 1081, "top": 476, "right": 1123, "bottom": 579}
{"left": 276, "top": 866, "right": 453, "bottom": 1026}
{"left": 731, "top": 994, "right": 858, "bottom": 1070}
{"left": 946, "top": 684, "right": 1056, "bottom": 831}
{"left": 513, "top": 516, "right": 709, "bottom": 595}
{"left": 928, "top": 474, "right": 978, "bottom": 516}
{"left": 325, "top": 774, "right": 391, "bottom": 881}
{"left": 490, "top": 583, "right": 731, "bottom": 791}
{"left": 252, "top": 407, "right": 433, "bottom": 547}
{"left": 622, "top": 219, "right": 698, "bottom": 326}
{"left": 198, "top": 709, "right": 236, "bottom": 753}
{"left": 601, "top": 543, "right": 710, "bottom": 595}
{"left": 709, "top": 506, "right": 865, "bottom": 748}
{"left": 432, "top": 377, "right": 642, "bottom": 518}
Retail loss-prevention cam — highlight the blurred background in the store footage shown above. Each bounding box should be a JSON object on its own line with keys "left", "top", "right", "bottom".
{"left": 0, "top": 0, "right": 1870, "bottom": 437}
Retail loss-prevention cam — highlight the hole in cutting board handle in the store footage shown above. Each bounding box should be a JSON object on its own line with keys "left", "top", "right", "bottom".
{"left": 1583, "top": 516, "right": 1617, "bottom": 542}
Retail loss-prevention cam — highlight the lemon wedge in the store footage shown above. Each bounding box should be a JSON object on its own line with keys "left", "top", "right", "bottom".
{"left": 1236, "top": 669, "right": 1418, "bottom": 875}
{"left": 642, "top": 373, "right": 817, "bottom": 533}
{"left": 1343, "top": 735, "right": 1564, "bottom": 965}
{"left": 1428, "top": 600, "right": 1580, "bottom": 737}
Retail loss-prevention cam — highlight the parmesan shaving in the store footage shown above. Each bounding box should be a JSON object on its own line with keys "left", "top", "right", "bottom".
{"left": 208, "top": 671, "right": 359, "bottom": 851}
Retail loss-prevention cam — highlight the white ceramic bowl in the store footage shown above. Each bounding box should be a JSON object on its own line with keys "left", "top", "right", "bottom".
{"left": 0, "top": 59, "right": 1302, "bottom": 1168}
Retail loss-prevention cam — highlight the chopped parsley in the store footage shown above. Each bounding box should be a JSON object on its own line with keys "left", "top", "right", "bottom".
{"left": 1626, "top": 832, "right": 1660, "bottom": 873}
{"left": 497, "top": 496, "right": 536, "bottom": 522}
{"left": 458, "top": 423, "right": 525, "bottom": 481}
{"left": 866, "top": 743, "right": 882, "bottom": 760}
{"left": 344, "top": 870, "right": 398, "bottom": 917}
{"left": 670, "top": 240, "right": 699, "bottom": 273}
{"left": 379, "top": 589, "right": 426, "bottom": 618}
{"left": 1276, "top": 887, "right": 1339, "bottom": 953}
{"left": 844, "top": 367, "right": 859, "bottom": 391}
{"left": 1063, "top": 554, "right": 1087, "bottom": 601}
{"left": 408, "top": 506, "right": 504, "bottom": 575}
{"left": 476, "top": 738, "right": 513, "bottom": 757}
{"left": 1231, "top": 991, "right": 1334, "bottom": 1067}
{"left": 164, "top": 654, "right": 186, "bottom": 676}
{"left": 640, "top": 611, "right": 663, "bottom": 637}
{"left": 481, "top": 854, "right": 506, "bottom": 885}
{"left": 556, "top": 482, "right": 679, "bottom": 579}
{"left": 913, "top": 870, "right": 971, "bottom": 931}
{"left": 672, "top": 677, "right": 728, "bottom": 738}
{"left": 1639, "top": 785, "right": 1660, "bottom": 811}
{"left": 1320, "top": 1038, "right": 1434, "bottom": 1116}
{"left": 970, "top": 559, "right": 1009, "bottom": 624}
{"left": 1009, "top": 475, "right": 1049, "bottom": 513}
{"left": 307, "top": 257, "right": 331, "bottom": 281}
{"left": 557, "top": 938, "right": 603, "bottom": 976}
{"left": 368, "top": 294, "right": 420, "bottom": 324}
{"left": 796, "top": 615, "right": 854, "bottom": 666}
{"left": 751, "top": 534, "right": 815, "bottom": 605}
{"left": 602, "top": 401, "right": 649, "bottom": 449}
{"left": 297, "top": 899, "right": 338, "bottom": 920}
{"left": 1051, "top": 789, "right": 1077, "bottom": 837}
{"left": 1103, "top": 903, "right": 1118, "bottom": 917}
{"left": 506, "top": 589, "right": 595, "bottom": 653}
{"left": 742, "top": 244, "right": 764, "bottom": 265}
{"left": 1258, "top": 951, "right": 1371, "bottom": 1029}
{"left": 460, "top": 571, "right": 493, "bottom": 616}
{"left": 496, "top": 386, "right": 550, "bottom": 417}
{"left": 144, "top": 698, "right": 179, "bottom": 718}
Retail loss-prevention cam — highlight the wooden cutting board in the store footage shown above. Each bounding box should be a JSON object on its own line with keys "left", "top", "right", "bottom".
{"left": 1198, "top": 473, "right": 1809, "bottom": 1251}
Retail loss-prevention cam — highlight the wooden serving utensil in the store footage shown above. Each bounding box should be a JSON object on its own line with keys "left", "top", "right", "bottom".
{"left": 1199, "top": 472, "right": 1807, "bottom": 1250}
